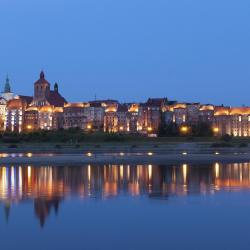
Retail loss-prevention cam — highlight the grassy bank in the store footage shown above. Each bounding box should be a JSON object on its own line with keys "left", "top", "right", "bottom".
{"left": 1, "top": 129, "right": 250, "bottom": 153}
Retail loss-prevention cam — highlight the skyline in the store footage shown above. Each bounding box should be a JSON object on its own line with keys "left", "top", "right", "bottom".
{"left": 1, "top": 0, "right": 250, "bottom": 105}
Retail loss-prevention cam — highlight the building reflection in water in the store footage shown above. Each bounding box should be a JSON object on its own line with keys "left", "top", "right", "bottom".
{"left": 1, "top": 163, "right": 250, "bottom": 227}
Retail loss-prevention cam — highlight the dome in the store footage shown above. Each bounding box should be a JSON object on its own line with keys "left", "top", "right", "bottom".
{"left": 34, "top": 71, "right": 50, "bottom": 85}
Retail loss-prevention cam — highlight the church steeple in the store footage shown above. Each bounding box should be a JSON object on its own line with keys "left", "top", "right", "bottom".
{"left": 4, "top": 76, "right": 11, "bottom": 93}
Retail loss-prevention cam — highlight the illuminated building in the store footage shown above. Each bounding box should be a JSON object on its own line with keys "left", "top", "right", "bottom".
{"left": 128, "top": 103, "right": 139, "bottom": 133}
{"left": 24, "top": 106, "right": 39, "bottom": 131}
{"left": 4, "top": 70, "right": 250, "bottom": 137}
{"left": 104, "top": 103, "right": 118, "bottom": 132}
{"left": 31, "top": 71, "right": 67, "bottom": 107}
{"left": 186, "top": 103, "right": 200, "bottom": 124}
{"left": 214, "top": 106, "right": 250, "bottom": 136}
{"left": 172, "top": 104, "right": 187, "bottom": 125}
{"left": 5, "top": 96, "right": 33, "bottom": 132}
{"left": 138, "top": 98, "right": 167, "bottom": 134}
{"left": 199, "top": 105, "right": 214, "bottom": 123}
{"left": 5, "top": 71, "right": 67, "bottom": 132}
{"left": 63, "top": 103, "right": 87, "bottom": 130}
{"left": 86, "top": 100, "right": 117, "bottom": 130}
{"left": 116, "top": 104, "right": 129, "bottom": 132}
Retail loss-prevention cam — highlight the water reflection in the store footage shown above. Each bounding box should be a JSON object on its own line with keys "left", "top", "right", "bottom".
{"left": 1, "top": 163, "right": 250, "bottom": 227}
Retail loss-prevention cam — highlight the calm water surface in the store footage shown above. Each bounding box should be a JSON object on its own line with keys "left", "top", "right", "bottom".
{"left": 1, "top": 163, "right": 250, "bottom": 250}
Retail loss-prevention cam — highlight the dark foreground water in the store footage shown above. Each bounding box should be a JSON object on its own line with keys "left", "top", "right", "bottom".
{"left": 1, "top": 163, "right": 250, "bottom": 250}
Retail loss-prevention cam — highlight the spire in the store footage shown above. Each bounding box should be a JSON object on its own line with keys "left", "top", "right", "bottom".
{"left": 4, "top": 75, "right": 11, "bottom": 93}
{"left": 54, "top": 82, "right": 58, "bottom": 92}
{"left": 40, "top": 70, "right": 45, "bottom": 79}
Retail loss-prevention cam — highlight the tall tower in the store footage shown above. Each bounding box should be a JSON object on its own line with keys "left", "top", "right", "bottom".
{"left": 4, "top": 76, "right": 11, "bottom": 93}
{"left": 1, "top": 76, "right": 14, "bottom": 101}
{"left": 34, "top": 71, "right": 51, "bottom": 106}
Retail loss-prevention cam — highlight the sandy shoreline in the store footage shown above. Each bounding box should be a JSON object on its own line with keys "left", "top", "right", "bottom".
{"left": 1, "top": 153, "right": 250, "bottom": 165}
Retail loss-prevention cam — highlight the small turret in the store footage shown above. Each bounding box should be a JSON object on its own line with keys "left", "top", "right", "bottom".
{"left": 54, "top": 82, "right": 58, "bottom": 92}
{"left": 40, "top": 70, "right": 45, "bottom": 79}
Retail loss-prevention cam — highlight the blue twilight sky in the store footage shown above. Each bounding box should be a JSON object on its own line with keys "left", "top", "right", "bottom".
{"left": 0, "top": 0, "right": 250, "bottom": 105}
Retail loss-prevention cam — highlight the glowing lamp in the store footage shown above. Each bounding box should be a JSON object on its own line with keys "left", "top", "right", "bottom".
{"left": 213, "top": 127, "right": 219, "bottom": 133}
{"left": 147, "top": 127, "right": 153, "bottom": 132}
{"left": 180, "top": 126, "right": 188, "bottom": 133}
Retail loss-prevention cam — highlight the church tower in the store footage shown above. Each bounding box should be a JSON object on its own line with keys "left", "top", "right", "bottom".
{"left": 4, "top": 76, "right": 11, "bottom": 93}
{"left": 33, "top": 71, "right": 51, "bottom": 106}
{"left": 1, "top": 76, "right": 14, "bottom": 101}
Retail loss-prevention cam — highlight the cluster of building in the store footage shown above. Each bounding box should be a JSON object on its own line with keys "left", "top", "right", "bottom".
{"left": 1, "top": 71, "right": 250, "bottom": 137}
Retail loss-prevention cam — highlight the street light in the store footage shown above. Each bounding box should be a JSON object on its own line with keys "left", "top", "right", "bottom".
{"left": 180, "top": 125, "right": 189, "bottom": 134}
{"left": 147, "top": 127, "right": 153, "bottom": 133}
{"left": 213, "top": 127, "right": 219, "bottom": 133}
{"left": 27, "top": 125, "right": 32, "bottom": 130}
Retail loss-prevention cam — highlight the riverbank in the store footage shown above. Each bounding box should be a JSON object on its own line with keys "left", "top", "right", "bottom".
{"left": 1, "top": 141, "right": 250, "bottom": 165}
{"left": 1, "top": 152, "right": 250, "bottom": 165}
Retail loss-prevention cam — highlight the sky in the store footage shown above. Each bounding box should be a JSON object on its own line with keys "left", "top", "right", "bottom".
{"left": 0, "top": 0, "right": 250, "bottom": 105}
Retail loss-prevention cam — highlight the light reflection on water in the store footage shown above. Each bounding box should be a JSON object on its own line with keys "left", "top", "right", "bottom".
{"left": 1, "top": 163, "right": 250, "bottom": 250}
{"left": 1, "top": 163, "right": 250, "bottom": 226}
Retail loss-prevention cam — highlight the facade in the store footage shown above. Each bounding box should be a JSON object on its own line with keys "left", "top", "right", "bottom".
{"left": 186, "top": 103, "right": 200, "bottom": 125}
{"left": 24, "top": 107, "right": 39, "bottom": 131}
{"left": 172, "top": 104, "right": 187, "bottom": 125}
{"left": 138, "top": 98, "right": 167, "bottom": 134}
{"left": 213, "top": 107, "right": 250, "bottom": 137}
{"left": 63, "top": 103, "right": 87, "bottom": 130}
{"left": 128, "top": 104, "right": 139, "bottom": 133}
{"left": 116, "top": 104, "right": 129, "bottom": 132}
{"left": 85, "top": 101, "right": 106, "bottom": 130}
{"left": 5, "top": 96, "right": 33, "bottom": 132}
{"left": 104, "top": 104, "right": 118, "bottom": 133}
{"left": 199, "top": 105, "right": 214, "bottom": 123}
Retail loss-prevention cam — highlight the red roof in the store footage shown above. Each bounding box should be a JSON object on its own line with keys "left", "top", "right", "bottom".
{"left": 146, "top": 98, "right": 167, "bottom": 107}
{"left": 47, "top": 91, "right": 67, "bottom": 107}
{"left": 18, "top": 95, "right": 33, "bottom": 105}
{"left": 117, "top": 104, "right": 128, "bottom": 112}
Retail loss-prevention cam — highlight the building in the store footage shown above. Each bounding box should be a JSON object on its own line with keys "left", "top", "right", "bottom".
{"left": 138, "top": 98, "right": 167, "bottom": 134}
{"left": 104, "top": 103, "right": 118, "bottom": 132}
{"left": 31, "top": 71, "right": 67, "bottom": 108}
{"left": 85, "top": 101, "right": 107, "bottom": 131}
{"left": 24, "top": 107, "right": 39, "bottom": 131}
{"left": 172, "top": 103, "right": 187, "bottom": 125}
{"left": 5, "top": 96, "right": 33, "bottom": 132}
{"left": 128, "top": 104, "right": 139, "bottom": 133}
{"left": 186, "top": 103, "right": 200, "bottom": 125}
{"left": 213, "top": 107, "right": 250, "bottom": 137}
{"left": 199, "top": 105, "right": 214, "bottom": 123}
{"left": 116, "top": 104, "right": 129, "bottom": 132}
{"left": 63, "top": 103, "right": 87, "bottom": 130}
